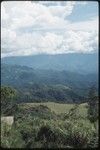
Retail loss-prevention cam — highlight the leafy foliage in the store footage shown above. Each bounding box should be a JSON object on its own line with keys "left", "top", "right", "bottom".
{"left": 1, "top": 86, "right": 18, "bottom": 115}
{"left": 1, "top": 122, "right": 25, "bottom": 148}
{"left": 87, "top": 87, "right": 99, "bottom": 123}
{"left": 1, "top": 101, "right": 99, "bottom": 148}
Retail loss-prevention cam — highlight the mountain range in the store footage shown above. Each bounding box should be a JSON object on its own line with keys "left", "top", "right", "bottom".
{"left": 1, "top": 60, "right": 98, "bottom": 103}
{"left": 1, "top": 53, "right": 98, "bottom": 74}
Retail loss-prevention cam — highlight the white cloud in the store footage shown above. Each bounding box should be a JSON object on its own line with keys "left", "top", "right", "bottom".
{"left": 48, "top": 1, "right": 76, "bottom": 18}
{"left": 68, "top": 17, "right": 98, "bottom": 31}
{"left": 1, "top": 3, "right": 9, "bottom": 20}
{"left": 1, "top": 1, "right": 98, "bottom": 57}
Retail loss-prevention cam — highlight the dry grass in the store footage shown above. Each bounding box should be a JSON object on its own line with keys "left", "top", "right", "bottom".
{"left": 19, "top": 102, "right": 88, "bottom": 117}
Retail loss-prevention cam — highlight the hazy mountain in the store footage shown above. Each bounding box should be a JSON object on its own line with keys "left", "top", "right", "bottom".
{"left": 1, "top": 53, "right": 98, "bottom": 74}
{"left": 1, "top": 53, "right": 98, "bottom": 103}
{"left": 1, "top": 63, "right": 98, "bottom": 101}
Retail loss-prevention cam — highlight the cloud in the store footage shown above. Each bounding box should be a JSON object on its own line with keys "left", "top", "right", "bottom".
{"left": 1, "top": 3, "right": 9, "bottom": 20}
{"left": 48, "top": 1, "right": 76, "bottom": 18}
{"left": 68, "top": 17, "right": 98, "bottom": 31}
{"left": 1, "top": 1, "right": 98, "bottom": 57}
{"left": 63, "top": 30, "right": 98, "bottom": 53}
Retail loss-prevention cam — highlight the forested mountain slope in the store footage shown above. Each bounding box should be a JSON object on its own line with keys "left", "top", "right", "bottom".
{"left": 1, "top": 63, "right": 98, "bottom": 103}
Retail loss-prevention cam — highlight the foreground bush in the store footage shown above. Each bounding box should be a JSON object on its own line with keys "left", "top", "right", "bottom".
{"left": 1, "top": 104, "right": 99, "bottom": 148}
{"left": 1, "top": 123, "right": 25, "bottom": 148}
{"left": 62, "top": 119, "right": 98, "bottom": 148}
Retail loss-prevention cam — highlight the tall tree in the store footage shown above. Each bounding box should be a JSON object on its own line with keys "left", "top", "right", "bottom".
{"left": 87, "top": 86, "right": 98, "bottom": 123}
{"left": 1, "top": 86, "right": 17, "bottom": 116}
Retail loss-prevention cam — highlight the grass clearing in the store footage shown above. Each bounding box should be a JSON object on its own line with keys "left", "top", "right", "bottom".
{"left": 19, "top": 102, "right": 88, "bottom": 118}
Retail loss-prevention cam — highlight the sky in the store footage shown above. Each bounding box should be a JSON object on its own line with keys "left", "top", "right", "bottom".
{"left": 1, "top": 1, "right": 98, "bottom": 57}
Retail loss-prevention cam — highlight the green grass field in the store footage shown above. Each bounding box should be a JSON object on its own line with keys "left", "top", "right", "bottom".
{"left": 19, "top": 102, "right": 88, "bottom": 118}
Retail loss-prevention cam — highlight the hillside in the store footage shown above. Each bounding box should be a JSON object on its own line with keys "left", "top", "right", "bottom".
{"left": 1, "top": 53, "right": 98, "bottom": 74}
{"left": 1, "top": 63, "right": 98, "bottom": 103}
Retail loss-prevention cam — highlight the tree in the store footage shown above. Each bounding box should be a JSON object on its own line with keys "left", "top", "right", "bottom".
{"left": 1, "top": 86, "right": 18, "bottom": 116}
{"left": 87, "top": 86, "right": 98, "bottom": 123}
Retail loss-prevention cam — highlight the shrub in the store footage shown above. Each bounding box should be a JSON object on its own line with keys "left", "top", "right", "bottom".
{"left": 63, "top": 119, "right": 98, "bottom": 148}
{"left": 1, "top": 123, "right": 25, "bottom": 148}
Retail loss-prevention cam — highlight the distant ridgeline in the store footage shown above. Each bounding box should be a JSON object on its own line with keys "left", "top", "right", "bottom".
{"left": 1, "top": 60, "right": 98, "bottom": 103}
{"left": 1, "top": 53, "right": 98, "bottom": 74}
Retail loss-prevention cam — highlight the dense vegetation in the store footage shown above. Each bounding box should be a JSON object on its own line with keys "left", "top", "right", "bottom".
{"left": 1, "top": 86, "right": 18, "bottom": 116}
{"left": 1, "top": 86, "right": 99, "bottom": 148}
{"left": 1, "top": 63, "right": 98, "bottom": 103}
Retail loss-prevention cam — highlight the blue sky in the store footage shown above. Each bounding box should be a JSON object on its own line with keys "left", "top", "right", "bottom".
{"left": 1, "top": 1, "right": 98, "bottom": 57}
{"left": 67, "top": 2, "right": 98, "bottom": 22}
